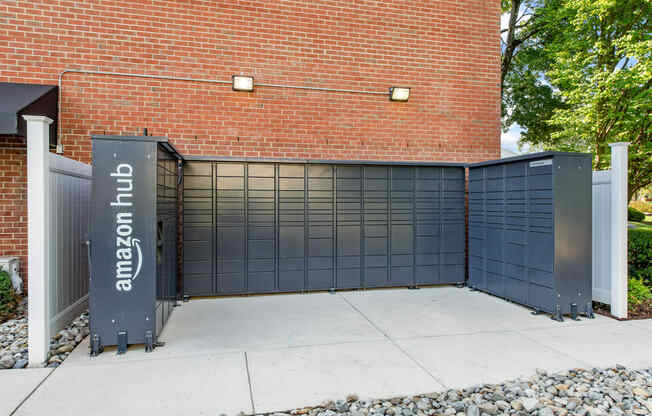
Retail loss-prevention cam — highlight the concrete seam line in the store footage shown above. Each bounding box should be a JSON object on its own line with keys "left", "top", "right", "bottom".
{"left": 10, "top": 367, "right": 58, "bottom": 416}
{"left": 515, "top": 330, "right": 593, "bottom": 369}
{"left": 336, "top": 293, "right": 391, "bottom": 339}
{"left": 244, "top": 351, "right": 256, "bottom": 415}
{"left": 336, "top": 293, "right": 449, "bottom": 389}
{"left": 385, "top": 320, "right": 619, "bottom": 342}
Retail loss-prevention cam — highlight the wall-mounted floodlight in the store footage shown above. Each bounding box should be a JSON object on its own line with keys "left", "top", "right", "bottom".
{"left": 389, "top": 87, "right": 410, "bottom": 102}
{"left": 232, "top": 75, "right": 254, "bottom": 92}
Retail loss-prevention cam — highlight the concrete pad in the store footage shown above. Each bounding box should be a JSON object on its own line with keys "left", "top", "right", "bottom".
{"left": 248, "top": 340, "right": 442, "bottom": 413}
{"left": 626, "top": 318, "right": 652, "bottom": 333}
{"left": 396, "top": 331, "right": 586, "bottom": 389}
{"left": 0, "top": 368, "right": 52, "bottom": 416}
{"left": 22, "top": 288, "right": 649, "bottom": 415}
{"left": 14, "top": 352, "right": 252, "bottom": 416}
{"left": 65, "top": 293, "right": 384, "bottom": 366}
{"left": 159, "top": 294, "right": 384, "bottom": 354}
{"left": 63, "top": 337, "right": 165, "bottom": 366}
{"left": 521, "top": 323, "right": 652, "bottom": 368}
{"left": 340, "top": 287, "right": 613, "bottom": 339}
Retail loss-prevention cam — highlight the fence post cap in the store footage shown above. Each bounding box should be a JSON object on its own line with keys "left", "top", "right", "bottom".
{"left": 608, "top": 142, "right": 630, "bottom": 148}
{"left": 22, "top": 115, "right": 54, "bottom": 125}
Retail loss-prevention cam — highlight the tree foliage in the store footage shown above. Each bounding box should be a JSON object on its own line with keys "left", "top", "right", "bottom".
{"left": 500, "top": 0, "right": 546, "bottom": 99}
{"left": 502, "top": 0, "right": 652, "bottom": 200}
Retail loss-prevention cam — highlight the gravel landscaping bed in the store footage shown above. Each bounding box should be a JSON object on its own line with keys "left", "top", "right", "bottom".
{"left": 45, "top": 311, "right": 89, "bottom": 368}
{"left": 0, "top": 298, "right": 28, "bottom": 369}
{"left": 264, "top": 367, "right": 652, "bottom": 416}
{"left": 0, "top": 298, "right": 89, "bottom": 369}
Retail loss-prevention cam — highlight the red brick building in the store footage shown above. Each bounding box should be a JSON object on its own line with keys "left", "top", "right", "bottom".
{"left": 0, "top": 0, "right": 501, "bottom": 285}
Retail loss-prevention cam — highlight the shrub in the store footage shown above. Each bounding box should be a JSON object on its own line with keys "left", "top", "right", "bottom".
{"left": 628, "top": 278, "right": 652, "bottom": 306}
{"left": 629, "top": 228, "right": 652, "bottom": 287}
{"left": 628, "top": 206, "right": 645, "bottom": 222}
{"left": 0, "top": 268, "right": 15, "bottom": 317}
{"left": 630, "top": 200, "right": 652, "bottom": 214}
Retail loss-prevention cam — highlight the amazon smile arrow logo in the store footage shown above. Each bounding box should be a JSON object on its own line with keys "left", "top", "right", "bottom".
{"left": 131, "top": 238, "right": 143, "bottom": 281}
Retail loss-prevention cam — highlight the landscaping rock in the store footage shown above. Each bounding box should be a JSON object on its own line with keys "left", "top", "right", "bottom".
{"left": 608, "top": 391, "right": 623, "bottom": 403}
{"left": 539, "top": 407, "right": 554, "bottom": 416}
{"left": 510, "top": 400, "right": 523, "bottom": 411}
{"left": 56, "top": 344, "right": 75, "bottom": 354}
{"left": 465, "top": 405, "right": 479, "bottom": 416}
{"left": 567, "top": 397, "right": 581, "bottom": 410}
{"left": 632, "top": 388, "right": 649, "bottom": 398}
{"left": 495, "top": 400, "right": 509, "bottom": 411}
{"left": 259, "top": 367, "right": 652, "bottom": 416}
{"left": 12, "top": 358, "right": 27, "bottom": 369}
{"left": 0, "top": 354, "right": 15, "bottom": 369}
{"left": 478, "top": 402, "right": 498, "bottom": 415}
{"left": 0, "top": 302, "right": 89, "bottom": 370}
{"left": 334, "top": 400, "right": 348, "bottom": 412}
{"left": 521, "top": 397, "right": 539, "bottom": 412}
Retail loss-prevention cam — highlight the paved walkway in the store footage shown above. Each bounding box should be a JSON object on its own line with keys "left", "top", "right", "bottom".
{"left": 7, "top": 287, "right": 652, "bottom": 415}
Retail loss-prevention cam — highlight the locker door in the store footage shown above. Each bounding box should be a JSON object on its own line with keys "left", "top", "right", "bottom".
{"left": 415, "top": 167, "right": 441, "bottom": 285}
{"left": 216, "top": 163, "right": 246, "bottom": 293}
{"left": 390, "top": 167, "right": 414, "bottom": 286}
{"left": 307, "top": 165, "right": 334, "bottom": 290}
{"left": 440, "top": 167, "right": 466, "bottom": 284}
{"left": 363, "top": 166, "right": 389, "bottom": 287}
{"left": 278, "top": 165, "right": 306, "bottom": 291}
{"left": 247, "top": 164, "right": 276, "bottom": 293}
{"left": 336, "top": 166, "right": 362, "bottom": 289}
{"left": 182, "top": 162, "right": 213, "bottom": 295}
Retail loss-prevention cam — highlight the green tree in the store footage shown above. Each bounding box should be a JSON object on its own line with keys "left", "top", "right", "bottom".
{"left": 500, "top": 0, "right": 546, "bottom": 98}
{"left": 502, "top": 0, "right": 652, "bottom": 200}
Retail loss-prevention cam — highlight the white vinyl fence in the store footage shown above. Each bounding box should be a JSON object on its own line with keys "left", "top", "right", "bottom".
{"left": 591, "top": 143, "right": 630, "bottom": 319}
{"left": 26, "top": 115, "right": 92, "bottom": 366}
{"left": 592, "top": 170, "right": 611, "bottom": 304}
{"left": 48, "top": 153, "right": 91, "bottom": 334}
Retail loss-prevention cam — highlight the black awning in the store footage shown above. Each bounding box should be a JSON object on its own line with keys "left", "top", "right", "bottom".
{"left": 0, "top": 82, "right": 58, "bottom": 146}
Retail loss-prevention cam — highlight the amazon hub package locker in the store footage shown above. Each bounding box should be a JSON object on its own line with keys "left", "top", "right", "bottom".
{"left": 90, "top": 135, "right": 182, "bottom": 355}
{"left": 467, "top": 152, "right": 592, "bottom": 320}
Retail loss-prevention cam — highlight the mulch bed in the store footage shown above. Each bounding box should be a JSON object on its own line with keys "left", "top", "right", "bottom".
{"left": 594, "top": 301, "right": 652, "bottom": 321}
{"left": 0, "top": 296, "right": 24, "bottom": 324}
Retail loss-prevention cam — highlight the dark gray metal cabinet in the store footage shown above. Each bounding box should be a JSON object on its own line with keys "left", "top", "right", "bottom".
{"left": 155, "top": 146, "right": 180, "bottom": 335}
{"left": 468, "top": 152, "right": 593, "bottom": 319}
{"left": 183, "top": 160, "right": 466, "bottom": 296}
{"left": 89, "top": 135, "right": 182, "bottom": 354}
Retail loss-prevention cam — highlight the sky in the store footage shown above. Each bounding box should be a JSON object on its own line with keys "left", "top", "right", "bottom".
{"left": 501, "top": 124, "right": 525, "bottom": 154}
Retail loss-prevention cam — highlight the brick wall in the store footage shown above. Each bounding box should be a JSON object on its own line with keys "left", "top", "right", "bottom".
{"left": 0, "top": 0, "right": 501, "bottom": 165}
{"left": 0, "top": 136, "right": 27, "bottom": 285}
{"left": 0, "top": 0, "right": 501, "bottom": 285}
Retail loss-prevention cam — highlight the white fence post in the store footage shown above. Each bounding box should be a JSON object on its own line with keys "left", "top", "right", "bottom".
{"left": 609, "top": 142, "right": 630, "bottom": 319}
{"left": 24, "top": 115, "right": 53, "bottom": 367}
